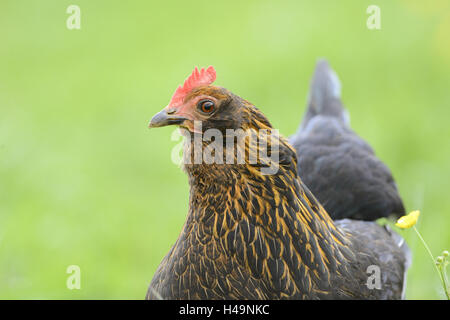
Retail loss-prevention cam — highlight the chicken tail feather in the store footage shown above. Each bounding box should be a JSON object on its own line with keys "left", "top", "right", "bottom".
{"left": 301, "top": 59, "right": 349, "bottom": 127}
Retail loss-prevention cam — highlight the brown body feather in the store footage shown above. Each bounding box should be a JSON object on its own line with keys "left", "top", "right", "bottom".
{"left": 147, "top": 88, "right": 409, "bottom": 300}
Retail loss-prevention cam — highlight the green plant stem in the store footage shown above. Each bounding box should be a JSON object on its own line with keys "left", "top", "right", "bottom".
{"left": 413, "top": 226, "right": 450, "bottom": 300}
{"left": 438, "top": 263, "right": 450, "bottom": 300}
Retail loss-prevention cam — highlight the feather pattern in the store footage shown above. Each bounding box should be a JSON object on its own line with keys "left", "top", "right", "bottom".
{"left": 147, "top": 83, "right": 410, "bottom": 299}
{"left": 290, "top": 60, "right": 405, "bottom": 220}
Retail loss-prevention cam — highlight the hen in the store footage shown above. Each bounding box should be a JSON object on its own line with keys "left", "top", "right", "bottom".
{"left": 289, "top": 60, "right": 405, "bottom": 221}
{"left": 146, "top": 66, "right": 410, "bottom": 300}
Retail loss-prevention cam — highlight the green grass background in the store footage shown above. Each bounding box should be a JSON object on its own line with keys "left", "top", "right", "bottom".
{"left": 0, "top": 0, "right": 449, "bottom": 299}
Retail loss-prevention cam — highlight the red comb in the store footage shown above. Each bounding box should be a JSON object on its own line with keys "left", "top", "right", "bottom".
{"left": 168, "top": 66, "right": 216, "bottom": 108}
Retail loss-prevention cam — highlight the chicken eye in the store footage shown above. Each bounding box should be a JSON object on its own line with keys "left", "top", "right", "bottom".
{"left": 198, "top": 100, "right": 215, "bottom": 114}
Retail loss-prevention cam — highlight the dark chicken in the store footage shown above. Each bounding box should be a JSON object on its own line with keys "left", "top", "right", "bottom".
{"left": 290, "top": 60, "right": 405, "bottom": 221}
{"left": 147, "top": 66, "right": 410, "bottom": 299}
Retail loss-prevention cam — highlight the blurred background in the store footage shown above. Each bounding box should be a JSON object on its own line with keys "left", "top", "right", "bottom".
{"left": 0, "top": 0, "right": 449, "bottom": 299}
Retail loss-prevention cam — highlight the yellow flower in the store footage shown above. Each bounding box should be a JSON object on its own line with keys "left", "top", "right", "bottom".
{"left": 395, "top": 210, "right": 420, "bottom": 229}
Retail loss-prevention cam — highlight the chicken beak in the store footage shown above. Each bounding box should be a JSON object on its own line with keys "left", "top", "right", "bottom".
{"left": 148, "top": 109, "right": 186, "bottom": 128}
